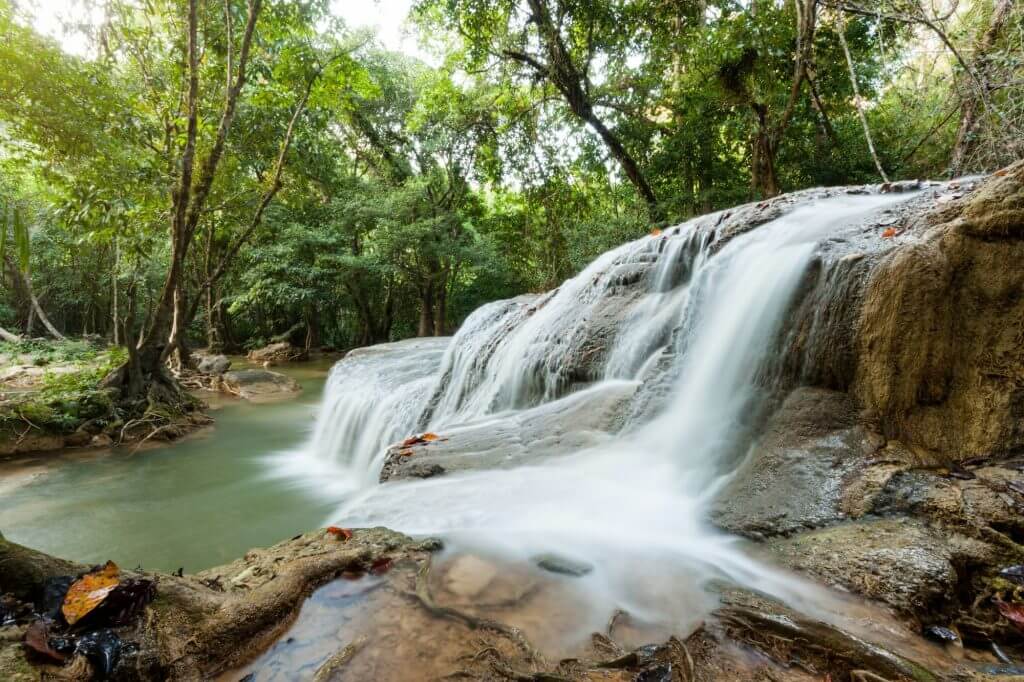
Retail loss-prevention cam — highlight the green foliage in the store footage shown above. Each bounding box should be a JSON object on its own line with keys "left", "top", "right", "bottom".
{"left": 0, "top": 0, "right": 1014, "bottom": 363}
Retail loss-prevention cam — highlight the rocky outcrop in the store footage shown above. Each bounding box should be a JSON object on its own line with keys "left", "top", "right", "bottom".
{"left": 196, "top": 353, "right": 231, "bottom": 375}
{"left": 247, "top": 341, "right": 306, "bottom": 365}
{"left": 853, "top": 161, "right": 1024, "bottom": 458}
{"left": 220, "top": 369, "right": 300, "bottom": 400}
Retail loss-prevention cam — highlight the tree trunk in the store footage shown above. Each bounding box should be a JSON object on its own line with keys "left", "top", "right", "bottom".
{"left": 433, "top": 281, "right": 447, "bottom": 337}
{"left": 751, "top": 109, "right": 781, "bottom": 198}
{"left": 112, "top": 238, "right": 120, "bottom": 345}
{"left": 418, "top": 282, "right": 435, "bottom": 337}
{"left": 0, "top": 326, "right": 21, "bottom": 343}
{"left": 304, "top": 306, "right": 321, "bottom": 351}
{"left": 949, "top": 0, "right": 1013, "bottom": 176}
{"left": 838, "top": 13, "right": 890, "bottom": 183}
{"left": 5, "top": 256, "right": 65, "bottom": 340}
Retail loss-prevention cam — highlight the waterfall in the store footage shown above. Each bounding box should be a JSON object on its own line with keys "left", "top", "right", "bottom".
{"left": 277, "top": 190, "right": 916, "bottom": 633}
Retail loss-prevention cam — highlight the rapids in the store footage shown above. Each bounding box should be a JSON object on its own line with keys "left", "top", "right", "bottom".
{"left": 277, "top": 190, "right": 919, "bottom": 641}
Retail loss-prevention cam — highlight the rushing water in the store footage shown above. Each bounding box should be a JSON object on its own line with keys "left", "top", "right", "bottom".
{"left": 280, "top": 192, "right": 917, "bottom": 639}
{"left": 0, "top": 361, "right": 336, "bottom": 572}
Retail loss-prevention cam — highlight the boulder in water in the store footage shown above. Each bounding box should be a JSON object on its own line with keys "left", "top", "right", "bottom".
{"left": 247, "top": 341, "right": 305, "bottom": 365}
{"left": 196, "top": 354, "right": 231, "bottom": 375}
{"left": 221, "top": 369, "right": 300, "bottom": 401}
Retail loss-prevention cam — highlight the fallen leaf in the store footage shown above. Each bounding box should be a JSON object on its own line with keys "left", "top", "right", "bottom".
{"left": 650, "top": 227, "right": 662, "bottom": 237}
{"left": 996, "top": 600, "right": 1024, "bottom": 632}
{"left": 995, "top": 168, "right": 1008, "bottom": 177}
{"left": 370, "top": 558, "right": 394, "bottom": 575}
{"left": 62, "top": 561, "right": 120, "bottom": 626}
{"left": 881, "top": 227, "right": 898, "bottom": 239}
{"left": 402, "top": 432, "right": 443, "bottom": 447}
{"left": 327, "top": 526, "right": 353, "bottom": 541}
{"left": 23, "top": 620, "right": 67, "bottom": 662}
{"left": 398, "top": 448, "right": 415, "bottom": 457}
{"left": 94, "top": 579, "right": 156, "bottom": 627}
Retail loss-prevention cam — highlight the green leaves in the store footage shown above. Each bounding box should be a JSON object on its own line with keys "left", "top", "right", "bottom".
{"left": 0, "top": 198, "right": 31, "bottom": 273}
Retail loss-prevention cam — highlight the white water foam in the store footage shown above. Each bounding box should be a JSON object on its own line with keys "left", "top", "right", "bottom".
{"left": 278, "top": 192, "right": 914, "bottom": 638}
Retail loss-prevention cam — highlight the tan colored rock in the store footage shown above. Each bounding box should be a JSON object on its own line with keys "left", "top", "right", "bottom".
{"left": 221, "top": 369, "right": 300, "bottom": 401}
{"left": 854, "top": 161, "right": 1024, "bottom": 458}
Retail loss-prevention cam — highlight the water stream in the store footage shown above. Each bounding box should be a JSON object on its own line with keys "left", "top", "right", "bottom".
{"left": 0, "top": 361, "right": 337, "bottom": 572}
{"left": 277, "top": 192, "right": 917, "bottom": 640}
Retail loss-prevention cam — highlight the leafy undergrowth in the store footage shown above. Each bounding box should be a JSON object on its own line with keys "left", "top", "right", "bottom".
{"left": 0, "top": 340, "right": 128, "bottom": 440}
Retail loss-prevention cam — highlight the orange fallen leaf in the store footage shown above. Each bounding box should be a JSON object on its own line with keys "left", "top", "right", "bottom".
{"left": 327, "top": 526, "right": 353, "bottom": 541}
{"left": 994, "top": 168, "right": 1008, "bottom": 177}
{"left": 421, "top": 432, "right": 440, "bottom": 442}
{"left": 881, "top": 227, "right": 897, "bottom": 239}
{"left": 62, "top": 560, "right": 120, "bottom": 625}
{"left": 650, "top": 227, "right": 662, "bottom": 237}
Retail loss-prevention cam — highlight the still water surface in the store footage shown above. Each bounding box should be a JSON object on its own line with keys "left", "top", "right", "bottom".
{"left": 0, "top": 360, "right": 336, "bottom": 573}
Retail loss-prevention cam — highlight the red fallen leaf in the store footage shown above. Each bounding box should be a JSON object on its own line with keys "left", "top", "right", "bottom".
{"left": 402, "top": 436, "right": 424, "bottom": 447}
{"left": 23, "top": 620, "right": 67, "bottom": 663}
{"left": 327, "top": 526, "right": 353, "bottom": 541}
{"left": 881, "top": 227, "right": 898, "bottom": 239}
{"left": 996, "top": 600, "right": 1024, "bottom": 632}
{"left": 370, "top": 558, "right": 394, "bottom": 575}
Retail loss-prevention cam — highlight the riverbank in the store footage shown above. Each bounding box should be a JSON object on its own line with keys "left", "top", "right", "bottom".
{"left": 0, "top": 356, "right": 337, "bottom": 572}
{"left": 0, "top": 340, "right": 336, "bottom": 458}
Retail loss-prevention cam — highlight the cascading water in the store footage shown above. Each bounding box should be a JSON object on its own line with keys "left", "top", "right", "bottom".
{"left": 270, "top": 338, "right": 448, "bottom": 493}
{"left": 279, "top": 190, "right": 917, "bottom": 638}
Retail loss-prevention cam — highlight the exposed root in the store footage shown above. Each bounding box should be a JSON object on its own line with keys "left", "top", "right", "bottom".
{"left": 313, "top": 635, "right": 367, "bottom": 682}
{"left": 851, "top": 671, "right": 894, "bottom": 682}
{"left": 606, "top": 607, "right": 627, "bottom": 637}
{"left": 718, "top": 601, "right": 939, "bottom": 681}
{"left": 408, "top": 556, "right": 546, "bottom": 665}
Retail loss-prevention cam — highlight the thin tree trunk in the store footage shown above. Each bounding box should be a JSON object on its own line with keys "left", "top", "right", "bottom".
{"left": 6, "top": 256, "right": 65, "bottom": 341}
{"left": 0, "top": 326, "right": 21, "bottom": 343}
{"left": 418, "top": 282, "right": 435, "bottom": 337}
{"left": 112, "top": 238, "right": 120, "bottom": 345}
{"left": 838, "top": 14, "right": 890, "bottom": 183}
{"left": 949, "top": 0, "right": 1013, "bottom": 176}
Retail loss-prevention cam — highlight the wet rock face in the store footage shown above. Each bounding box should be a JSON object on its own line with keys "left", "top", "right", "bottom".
{"left": 770, "top": 518, "right": 963, "bottom": 616}
{"left": 710, "top": 387, "right": 877, "bottom": 538}
{"left": 852, "top": 162, "right": 1024, "bottom": 458}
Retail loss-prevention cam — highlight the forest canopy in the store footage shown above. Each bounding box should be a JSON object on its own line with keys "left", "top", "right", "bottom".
{"left": 1, "top": 0, "right": 1021, "bottom": 358}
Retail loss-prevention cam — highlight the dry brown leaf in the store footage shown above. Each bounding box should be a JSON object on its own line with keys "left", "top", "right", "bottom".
{"left": 62, "top": 561, "right": 120, "bottom": 625}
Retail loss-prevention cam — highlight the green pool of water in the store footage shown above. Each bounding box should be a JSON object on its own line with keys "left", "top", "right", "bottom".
{"left": 0, "top": 360, "right": 337, "bottom": 573}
